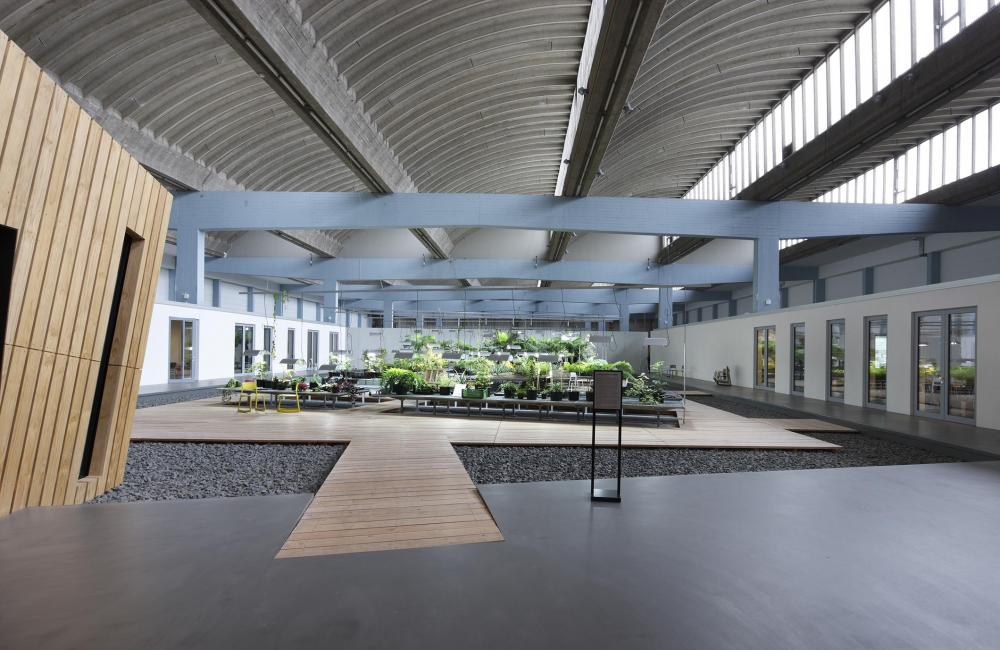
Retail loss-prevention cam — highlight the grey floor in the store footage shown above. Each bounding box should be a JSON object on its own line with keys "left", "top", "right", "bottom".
{"left": 674, "top": 377, "right": 1000, "bottom": 460}
{"left": 2, "top": 462, "right": 1000, "bottom": 649}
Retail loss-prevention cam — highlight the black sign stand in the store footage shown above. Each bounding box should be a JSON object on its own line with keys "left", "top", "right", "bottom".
{"left": 591, "top": 370, "right": 623, "bottom": 502}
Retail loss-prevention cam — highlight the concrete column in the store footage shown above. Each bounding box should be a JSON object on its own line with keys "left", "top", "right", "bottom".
{"left": 926, "top": 251, "right": 941, "bottom": 284}
{"left": 296, "top": 297, "right": 303, "bottom": 320}
{"left": 657, "top": 287, "right": 673, "bottom": 329}
{"left": 598, "top": 319, "right": 607, "bottom": 333}
{"left": 753, "top": 237, "right": 780, "bottom": 312}
{"left": 383, "top": 300, "right": 393, "bottom": 328}
{"left": 275, "top": 293, "right": 284, "bottom": 317}
{"left": 174, "top": 226, "right": 204, "bottom": 304}
{"left": 813, "top": 278, "right": 826, "bottom": 303}
{"left": 862, "top": 267, "right": 875, "bottom": 295}
{"left": 211, "top": 279, "right": 221, "bottom": 307}
{"left": 246, "top": 287, "right": 254, "bottom": 312}
{"left": 615, "top": 289, "right": 630, "bottom": 331}
{"left": 323, "top": 283, "right": 339, "bottom": 323}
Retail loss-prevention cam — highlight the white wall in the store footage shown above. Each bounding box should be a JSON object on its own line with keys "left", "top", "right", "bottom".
{"left": 142, "top": 301, "right": 347, "bottom": 386}
{"left": 652, "top": 275, "right": 1000, "bottom": 430}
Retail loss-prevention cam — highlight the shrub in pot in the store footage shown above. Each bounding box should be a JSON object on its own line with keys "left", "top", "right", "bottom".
{"left": 547, "top": 382, "right": 565, "bottom": 401}
{"left": 525, "top": 388, "right": 538, "bottom": 400}
{"left": 380, "top": 368, "right": 417, "bottom": 395}
{"left": 500, "top": 381, "right": 518, "bottom": 398}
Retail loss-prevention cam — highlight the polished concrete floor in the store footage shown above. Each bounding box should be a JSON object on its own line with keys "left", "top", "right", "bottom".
{"left": 674, "top": 377, "right": 1000, "bottom": 460}
{"left": 2, "top": 462, "right": 999, "bottom": 649}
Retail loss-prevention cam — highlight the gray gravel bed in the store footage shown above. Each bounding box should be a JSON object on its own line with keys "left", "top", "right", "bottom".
{"left": 455, "top": 433, "right": 959, "bottom": 485}
{"left": 93, "top": 442, "right": 343, "bottom": 502}
{"left": 136, "top": 388, "right": 222, "bottom": 408}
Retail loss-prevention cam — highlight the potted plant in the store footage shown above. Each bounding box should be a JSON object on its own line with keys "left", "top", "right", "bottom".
{"left": 547, "top": 382, "right": 565, "bottom": 401}
{"left": 438, "top": 378, "right": 456, "bottom": 396}
{"left": 500, "top": 381, "right": 518, "bottom": 398}
{"left": 566, "top": 389, "right": 580, "bottom": 402}
{"left": 585, "top": 389, "right": 594, "bottom": 402}
{"left": 380, "top": 368, "right": 417, "bottom": 395}
{"left": 525, "top": 386, "right": 539, "bottom": 401}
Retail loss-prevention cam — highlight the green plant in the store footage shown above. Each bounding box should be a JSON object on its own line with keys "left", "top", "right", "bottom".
{"left": 560, "top": 336, "right": 593, "bottom": 361}
{"left": 625, "top": 374, "right": 664, "bottom": 404}
{"left": 405, "top": 333, "right": 438, "bottom": 353}
{"left": 473, "top": 371, "right": 492, "bottom": 391}
{"left": 225, "top": 378, "right": 241, "bottom": 389}
{"left": 380, "top": 368, "right": 417, "bottom": 395}
{"left": 500, "top": 381, "right": 518, "bottom": 396}
{"left": 364, "top": 350, "right": 386, "bottom": 374}
{"left": 454, "top": 356, "right": 494, "bottom": 376}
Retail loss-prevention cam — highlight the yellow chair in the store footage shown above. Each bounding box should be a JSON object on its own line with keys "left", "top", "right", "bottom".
{"left": 236, "top": 380, "right": 265, "bottom": 413}
{"left": 277, "top": 383, "right": 301, "bottom": 413}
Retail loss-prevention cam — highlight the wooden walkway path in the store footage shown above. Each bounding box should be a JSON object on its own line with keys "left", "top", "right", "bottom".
{"left": 278, "top": 433, "right": 503, "bottom": 558}
{"left": 129, "top": 399, "right": 846, "bottom": 558}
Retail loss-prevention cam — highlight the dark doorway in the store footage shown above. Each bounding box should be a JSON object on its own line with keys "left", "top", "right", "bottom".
{"left": 80, "top": 232, "right": 145, "bottom": 479}
{"left": 0, "top": 225, "right": 15, "bottom": 383}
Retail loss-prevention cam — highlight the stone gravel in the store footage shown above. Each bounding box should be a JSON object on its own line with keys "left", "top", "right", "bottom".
{"left": 455, "top": 435, "right": 959, "bottom": 485}
{"left": 93, "top": 442, "right": 343, "bottom": 502}
{"left": 455, "top": 394, "right": 959, "bottom": 484}
{"left": 136, "top": 388, "right": 222, "bottom": 408}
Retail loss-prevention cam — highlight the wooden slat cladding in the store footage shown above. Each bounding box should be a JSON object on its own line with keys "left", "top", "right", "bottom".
{"left": 0, "top": 32, "right": 171, "bottom": 515}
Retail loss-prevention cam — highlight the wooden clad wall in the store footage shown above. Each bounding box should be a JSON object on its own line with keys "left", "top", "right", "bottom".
{"left": 0, "top": 32, "right": 171, "bottom": 514}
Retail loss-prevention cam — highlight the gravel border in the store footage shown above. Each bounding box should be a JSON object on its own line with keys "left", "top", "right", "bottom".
{"left": 455, "top": 435, "right": 959, "bottom": 485}
{"left": 93, "top": 442, "right": 344, "bottom": 502}
{"left": 136, "top": 388, "right": 222, "bottom": 408}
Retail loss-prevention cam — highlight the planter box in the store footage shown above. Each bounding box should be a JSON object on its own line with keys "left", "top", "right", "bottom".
{"left": 462, "top": 389, "right": 485, "bottom": 399}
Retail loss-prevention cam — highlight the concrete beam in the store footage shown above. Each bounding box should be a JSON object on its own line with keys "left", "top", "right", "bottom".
{"left": 547, "top": 0, "right": 667, "bottom": 260}
{"left": 187, "top": 0, "right": 453, "bottom": 259}
{"left": 205, "top": 256, "right": 754, "bottom": 287}
{"left": 739, "top": 8, "right": 1000, "bottom": 201}
{"left": 343, "top": 299, "right": 653, "bottom": 318}
{"left": 171, "top": 192, "right": 1000, "bottom": 239}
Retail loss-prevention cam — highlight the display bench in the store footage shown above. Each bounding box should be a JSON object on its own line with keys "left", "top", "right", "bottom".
{"left": 217, "top": 387, "right": 381, "bottom": 408}
{"left": 389, "top": 394, "right": 685, "bottom": 427}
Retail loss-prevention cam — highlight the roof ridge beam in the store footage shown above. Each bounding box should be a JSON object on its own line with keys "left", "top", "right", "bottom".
{"left": 547, "top": 0, "right": 668, "bottom": 261}
{"left": 187, "top": 0, "right": 453, "bottom": 259}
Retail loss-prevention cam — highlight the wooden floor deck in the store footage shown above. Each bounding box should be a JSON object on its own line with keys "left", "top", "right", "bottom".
{"left": 130, "top": 399, "right": 842, "bottom": 558}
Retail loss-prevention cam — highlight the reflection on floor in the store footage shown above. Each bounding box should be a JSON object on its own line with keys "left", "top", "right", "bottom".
{"left": 2, "top": 461, "right": 998, "bottom": 649}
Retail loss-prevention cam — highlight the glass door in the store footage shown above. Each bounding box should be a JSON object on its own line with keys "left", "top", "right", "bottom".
{"left": 169, "top": 319, "right": 195, "bottom": 380}
{"left": 234, "top": 324, "right": 254, "bottom": 375}
{"left": 791, "top": 323, "right": 805, "bottom": 393}
{"left": 828, "top": 320, "right": 845, "bottom": 400}
{"left": 262, "top": 327, "right": 273, "bottom": 373}
{"left": 307, "top": 330, "right": 319, "bottom": 369}
{"left": 754, "top": 326, "right": 776, "bottom": 389}
{"left": 916, "top": 310, "right": 976, "bottom": 421}
{"left": 865, "top": 316, "right": 888, "bottom": 407}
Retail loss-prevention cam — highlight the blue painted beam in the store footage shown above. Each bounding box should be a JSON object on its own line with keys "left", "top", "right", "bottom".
{"left": 204, "top": 256, "right": 753, "bottom": 286}
{"left": 340, "top": 299, "right": 647, "bottom": 317}
{"left": 171, "top": 192, "right": 1000, "bottom": 239}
